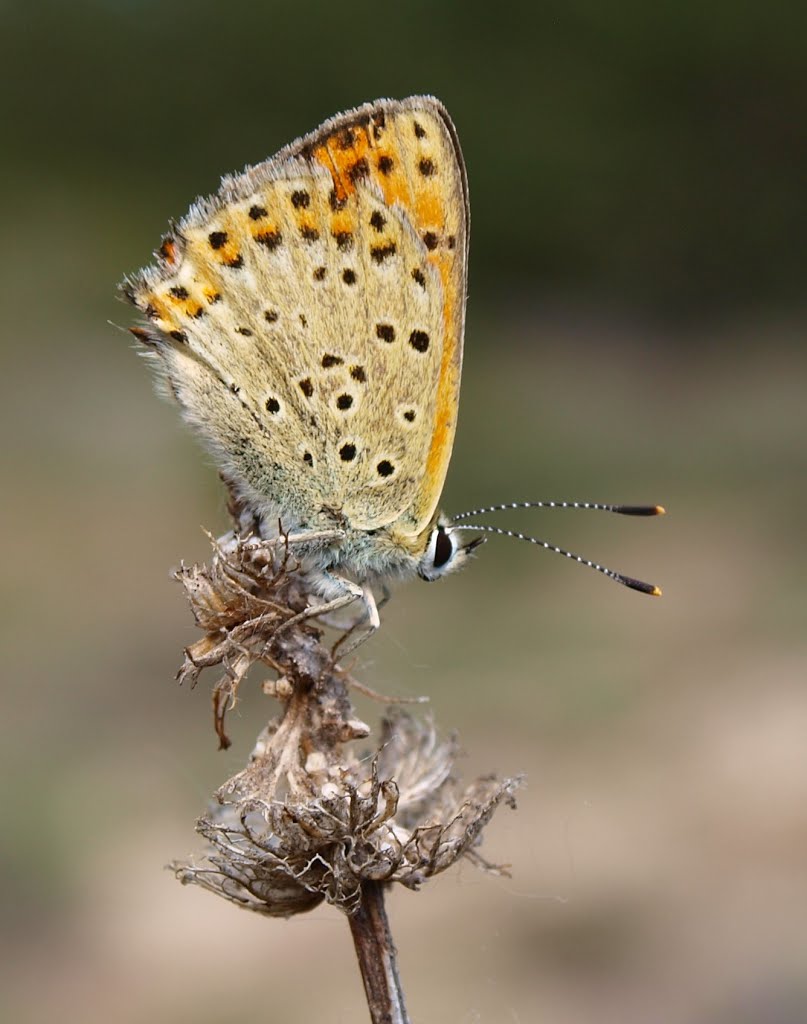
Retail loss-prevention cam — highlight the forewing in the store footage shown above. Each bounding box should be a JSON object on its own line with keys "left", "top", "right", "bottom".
{"left": 121, "top": 96, "right": 468, "bottom": 533}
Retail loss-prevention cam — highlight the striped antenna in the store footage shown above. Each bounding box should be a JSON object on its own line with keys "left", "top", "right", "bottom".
{"left": 452, "top": 501, "right": 665, "bottom": 522}
{"left": 458, "top": 523, "right": 662, "bottom": 596}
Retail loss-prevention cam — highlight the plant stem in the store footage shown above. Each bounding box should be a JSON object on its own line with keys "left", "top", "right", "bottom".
{"left": 348, "top": 881, "right": 410, "bottom": 1024}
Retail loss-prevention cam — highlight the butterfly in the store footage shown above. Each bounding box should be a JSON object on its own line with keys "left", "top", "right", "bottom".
{"left": 121, "top": 96, "right": 662, "bottom": 650}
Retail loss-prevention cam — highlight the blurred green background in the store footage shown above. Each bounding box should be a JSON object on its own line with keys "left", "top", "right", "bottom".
{"left": 3, "top": 2, "right": 806, "bottom": 1022}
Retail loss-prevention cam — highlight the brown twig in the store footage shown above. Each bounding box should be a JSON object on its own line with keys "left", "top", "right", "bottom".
{"left": 348, "top": 881, "right": 410, "bottom": 1024}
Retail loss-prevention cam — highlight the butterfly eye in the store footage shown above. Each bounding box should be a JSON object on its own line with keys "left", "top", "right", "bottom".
{"left": 433, "top": 526, "right": 454, "bottom": 569}
{"left": 418, "top": 523, "right": 459, "bottom": 581}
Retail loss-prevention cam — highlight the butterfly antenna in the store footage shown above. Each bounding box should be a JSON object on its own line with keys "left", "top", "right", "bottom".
{"left": 459, "top": 523, "right": 662, "bottom": 596}
{"left": 452, "top": 501, "right": 665, "bottom": 522}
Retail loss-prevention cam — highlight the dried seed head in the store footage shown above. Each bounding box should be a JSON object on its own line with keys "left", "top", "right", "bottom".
{"left": 169, "top": 527, "right": 522, "bottom": 916}
{"left": 173, "top": 713, "right": 521, "bottom": 916}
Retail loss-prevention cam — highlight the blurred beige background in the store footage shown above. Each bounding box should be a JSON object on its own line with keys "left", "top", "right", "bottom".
{"left": 2, "top": 3, "right": 805, "bottom": 1022}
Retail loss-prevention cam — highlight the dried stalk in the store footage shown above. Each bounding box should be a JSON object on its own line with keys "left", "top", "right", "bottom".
{"left": 349, "top": 882, "right": 409, "bottom": 1024}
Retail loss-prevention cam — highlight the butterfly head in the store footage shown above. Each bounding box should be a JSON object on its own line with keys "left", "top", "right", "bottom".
{"left": 415, "top": 514, "right": 486, "bottom": 583}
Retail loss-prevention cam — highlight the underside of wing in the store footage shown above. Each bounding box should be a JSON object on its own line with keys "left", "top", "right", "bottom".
{"left": 121, "top": 96, "right": 468, "bottom": 534}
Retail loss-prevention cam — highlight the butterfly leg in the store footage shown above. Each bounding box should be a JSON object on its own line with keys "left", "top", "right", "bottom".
{"left": 260, "top": 567, "right": 380, "bottom": 659}
{"left": 279, "top": 529, "right": 347, "bottom": 547}
{"left": 329, "top": 583, "right": 380, "bottom": 660}
{"left": 238, "top": 528, "right": 346, "bottom": 562}
{"left": 270, "top": 573, "right": 364, "bottom": 637}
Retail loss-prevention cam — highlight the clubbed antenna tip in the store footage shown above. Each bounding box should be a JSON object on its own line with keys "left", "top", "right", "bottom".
{"left": 620, "top": 576, "right": 663, "bottom": 596}
{"left": 616, "top": 504, "right": 666, "bottom": 517}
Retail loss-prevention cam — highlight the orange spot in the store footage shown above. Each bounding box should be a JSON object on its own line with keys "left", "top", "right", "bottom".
{"left": 373, "top": 142, "right": 412, "bottom": 210}
{"left": 159, "top": 238, "right": 177, "bottom": 264}
{"left": 141, "top": 290, "right": 181, "bottom": 333}
{"left": 163, "top": 286, "right": 207, "bottom": 321}
{"left": 379, "top": 175, "right": 410, "bottom": 209}
{"left": 313, "top": 128, "right": 373, "bottom": 201}
{"left": 250, "top": 222, "right": 280, "bottom": 240}
{"left": 314, "top": 144, "right": 345, "bottom": 200}
{"left": 142, "top": 293, "right": 170, "bottom": 322}
{"left": 214, "top": 244, "right": 241, "bottom": 265}
{"left": 415, "top": 190, "right": 442, "bottom": 229}
{"left": 330, "top": 212, "right": 355, "bottom": 235}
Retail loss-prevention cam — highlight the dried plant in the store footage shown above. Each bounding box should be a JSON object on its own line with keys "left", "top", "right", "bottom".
{"left": 169, "top": 525, "right": 522, "bottom": 1022}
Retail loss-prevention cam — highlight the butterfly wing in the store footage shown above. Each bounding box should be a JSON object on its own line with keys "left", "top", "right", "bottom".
{"left": 121, "top": 96, "right": 468, "bottom": 534}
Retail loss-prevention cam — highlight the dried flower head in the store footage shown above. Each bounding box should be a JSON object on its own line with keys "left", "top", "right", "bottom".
{"left": 170, "top": 528, "right": 522, "bottom": 916}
